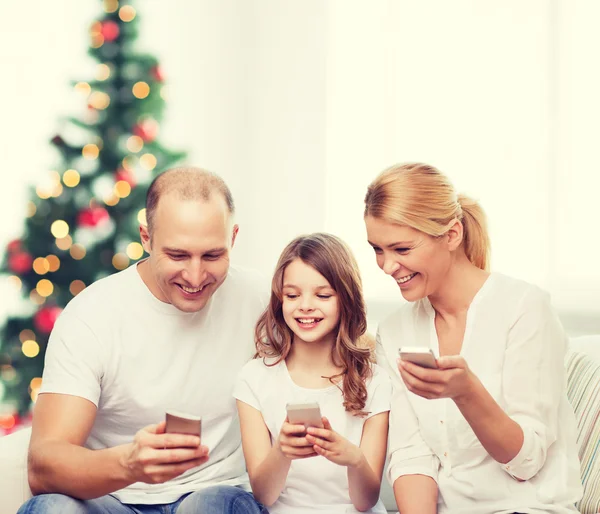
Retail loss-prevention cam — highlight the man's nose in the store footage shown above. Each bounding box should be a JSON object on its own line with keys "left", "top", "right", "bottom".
{"left": 182, "top": 260, "right": 204, "bottom": 286}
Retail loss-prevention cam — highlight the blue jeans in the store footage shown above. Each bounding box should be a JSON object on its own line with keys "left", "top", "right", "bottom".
{"left": 17, "top": 485, "right": 268, "bottom": 514}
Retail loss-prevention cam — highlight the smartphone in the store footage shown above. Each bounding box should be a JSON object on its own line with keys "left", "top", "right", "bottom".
{"left": 398, "top": 347, "right": 438, "bottom": 369}
{"left": 165, "top": 410, "right": 202, "bottom": 438}
{"left": 286, "top": 402, "right": 324, "bottom": 428}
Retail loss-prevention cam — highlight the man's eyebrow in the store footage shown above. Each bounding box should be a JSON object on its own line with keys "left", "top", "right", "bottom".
{"left": 162, "top": 247, "right": 227, "bottom": 254}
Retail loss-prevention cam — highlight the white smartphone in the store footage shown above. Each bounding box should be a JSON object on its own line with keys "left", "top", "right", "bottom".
{"left": 398, "top": 347, "right": 438, "bottom": 369}
{"left": 165, "top": 410, "right": 202, "bottom": 438}
{"left": 286, "top": 402, "right": 324, "bottom": 429}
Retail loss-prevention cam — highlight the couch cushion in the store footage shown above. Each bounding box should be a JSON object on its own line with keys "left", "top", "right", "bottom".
{"left": 566, "top": 351, "right": 600, "bottom": 514}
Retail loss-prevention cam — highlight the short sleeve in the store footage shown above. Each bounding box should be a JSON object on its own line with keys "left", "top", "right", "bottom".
{"left": 232, "top": 359, "right": 264, "bottom": 411}
{"left": 365, "top": 365, "right": 392, "bottom": 419}
{"left": 39, "top": 309, "right": 105, "bottom": 406}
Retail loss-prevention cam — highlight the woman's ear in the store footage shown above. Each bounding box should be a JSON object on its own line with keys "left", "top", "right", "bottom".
{"left": 446, "top": 219, "right": 464, "bottom": 251}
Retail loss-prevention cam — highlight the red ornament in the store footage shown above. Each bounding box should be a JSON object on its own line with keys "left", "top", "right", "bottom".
{"left": 34, "top": 306, "right": 63, "bottom": 334}
{"left": 77, "top": 206, "right": 110, "bottom": 228}
{"left": 150, "top": 65, "right": 164, "bottom": 83}
{"left": 6, "top": 239, "right": 21, "bottom": 253}
{"left": 101, "top": 20, "right": 120, "bottom": 42}
{"left": 115, "top": 168, "right": 136, "bottom": 188}
{"left": 8, "top": 251, "right": 33, "bottom": 274}
{"left": 132, "top": 118, "right": 159, "bottom": 142}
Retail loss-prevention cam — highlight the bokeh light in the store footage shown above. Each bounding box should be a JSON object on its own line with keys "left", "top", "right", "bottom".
{"left": 75, "top": 82, "right": 92, "bottom": 96}
{"left": 104, "top": 0, "right": 119, "bottom": 13}
{"left": 119, "top": 5, "right": 136, "bottom": 22}
{"left": 88, "top": 91, "right": 110, "bottom": 110}
{"left": 104, "top": 194, "right": 120, "bottom": 206}
{"left": 96, "top": 63, "right": 111, "bottom": 81}
{"left": 63, "top": 169, "right": 81, "bottom": 187}
{"left": 70, "top": 244, "right": 87, "bottom": 260}
{"left": 137, "top": 208, "right": 147, "bottom": 225}
{"left": 112, "top": 253, "right": 130, "bottom": 270}
{"left": 36, "top": 279, "right": 54, "bottom": 298}
{"left": 126, "top": 135, "right": 143, "bottom": 153}
{"left": 29, "top": 289, "right": 46, "bottom": 305}
{"left": 56, "top": 235, "right": 73, "bottom": 251}
{"left": 22, "top": 340, "right": 40, "bottom": 358}
{"left": 51, "top": 220, "right": 69, "bottom": 239}
{"left": 33, "top": 257, "right": 50, "bottom": 275}
{"left": 82, "top": 143, "right": 100, "bottom": 159}
{"left": 126, "top": 242, "right": 144, "bottom": 260}
{"left": 8, "top": 276, "right": 22, "bottom": 291}
{"left": 19, "top": 330, "right": 36, "bottom": 343}
{"left": 26, "top": 201, "right": 37, "bottom": 217}
{"left": 69, "top": 280, "right": 86, "bottom": 296}
{"left": 140, "top": 153, "right": 157, "bottom": 170}
{"left": 132, "top": 81, "right": 150, "bottom": 99}
{"left": 114, "top": 180, "right": 131, "bottom": 198}
{"left": 46, "top": 255, "right": 61, "bottom": 272}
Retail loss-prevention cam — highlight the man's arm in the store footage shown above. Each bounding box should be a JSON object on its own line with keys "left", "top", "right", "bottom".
{"left": 28, "top": 393, "right": 209, "bottom": 499}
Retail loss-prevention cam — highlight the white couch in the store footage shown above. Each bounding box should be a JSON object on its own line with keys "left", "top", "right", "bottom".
{"left": 1, "top": 335, "right": 599, "bottom": 514}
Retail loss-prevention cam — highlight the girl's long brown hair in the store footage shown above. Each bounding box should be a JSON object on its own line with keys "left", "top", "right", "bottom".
{"left": 255, "top": 233, "right": 372, "bottom": 416}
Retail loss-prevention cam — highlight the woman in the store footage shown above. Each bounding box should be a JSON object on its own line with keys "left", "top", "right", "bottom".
{"left": 364, "top": 162, "right": 582, "bottom": 514}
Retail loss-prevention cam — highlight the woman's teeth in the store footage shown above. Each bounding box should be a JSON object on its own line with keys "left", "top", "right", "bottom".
{"left": 396, "top": 272, "right": 417, "bottom": 284}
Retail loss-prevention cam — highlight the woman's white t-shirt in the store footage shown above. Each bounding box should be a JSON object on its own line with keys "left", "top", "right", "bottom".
{"left": 234, "top": 358, "right": 392, "bottom": 514}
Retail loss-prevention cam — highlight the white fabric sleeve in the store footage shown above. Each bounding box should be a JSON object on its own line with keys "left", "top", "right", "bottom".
{"left": 365, "top": 365, "right": 392, "bottom": 419}
{"left": 39, "top": 309, "right": 105, "bottom": 406}
{"left": 376, "top": 332, "right": 439, "bottom": 485}
{"left": 500, "top": 287, "right": 567, "bottom": 481}
{"left": 232, "top": 359, "right": 262, "bottom": 411}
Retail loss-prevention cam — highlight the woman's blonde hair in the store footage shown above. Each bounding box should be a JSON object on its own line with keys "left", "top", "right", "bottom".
{"left": 255, "top": 233, "right": 373, "bottom": 416}
{"left": 364, "top": 162, "right": 490, "bottom": 270}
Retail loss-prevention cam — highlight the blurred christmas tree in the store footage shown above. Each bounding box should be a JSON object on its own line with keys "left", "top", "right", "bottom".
{"left": 0, "top": 0, "right": 185, "bottom": 431}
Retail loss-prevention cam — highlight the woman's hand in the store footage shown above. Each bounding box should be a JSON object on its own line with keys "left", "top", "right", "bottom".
{"left": 398, "top": 355, "right": 478, "bottom": 404}
{"left": 305, "top": 417, "right": 364, "bottom": 467}
{"left": 276, "top": 418, "right": 318, "bottom": 460}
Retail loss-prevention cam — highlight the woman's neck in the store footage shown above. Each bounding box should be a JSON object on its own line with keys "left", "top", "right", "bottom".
{"left": 427, "top": 253, "right": 490, "bottom": 320}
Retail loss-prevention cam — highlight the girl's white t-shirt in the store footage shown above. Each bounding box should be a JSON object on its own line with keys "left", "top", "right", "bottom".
{"left": 234, "top": 358, "right": 392, "bottom": 514}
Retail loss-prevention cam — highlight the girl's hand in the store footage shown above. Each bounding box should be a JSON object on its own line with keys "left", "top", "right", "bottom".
{"left": 276, "top": 417, "right": 318, "bottom": 460}
{"left": 397, "top": 355, "right": 477, "bottom": 403}
{"left": 305, "top": 417, "right": 363, "bottom": 468}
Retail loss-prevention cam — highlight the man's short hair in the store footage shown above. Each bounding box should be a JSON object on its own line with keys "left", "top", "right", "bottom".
{"left": 145, "top": 167, "right": 235, "bottom": 234}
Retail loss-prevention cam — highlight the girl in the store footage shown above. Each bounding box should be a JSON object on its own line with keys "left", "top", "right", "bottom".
{"left": 364, "top": 162, "right": 582, "bottom": 514}
{"left": 233, "top": 233, "right": 391, "bottom": 514}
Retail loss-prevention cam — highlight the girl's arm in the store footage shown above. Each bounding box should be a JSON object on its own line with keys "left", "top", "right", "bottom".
{"left": 348, "top": 411, "right": 389, "bottom": 511}
{"left": 236, "top": 400, "right": 316, "bottom": 506}
{"left": 306, "top": 412, "right": 389, "bottom": 512}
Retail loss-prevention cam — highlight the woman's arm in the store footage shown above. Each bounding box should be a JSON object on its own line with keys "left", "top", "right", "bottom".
{"left": 393, "top": 474, "right": 438, "bottom": 514}
{"left": 236, "top": 400, "right": 316, "bottom": 506}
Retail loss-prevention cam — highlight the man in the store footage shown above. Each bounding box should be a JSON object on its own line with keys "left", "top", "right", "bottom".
{"left": 18, "top": 168, "right": 268, "bottom": 513}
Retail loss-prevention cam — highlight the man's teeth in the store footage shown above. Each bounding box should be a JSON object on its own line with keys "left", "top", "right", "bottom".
{"left": 297, "top": 318, "right": 321, "bottom": 324}
{"left": 396, "top": 273, "right": 417, "bottom": 284}
{"left": 181, "top": 285, "right": 204, "bottom": 293}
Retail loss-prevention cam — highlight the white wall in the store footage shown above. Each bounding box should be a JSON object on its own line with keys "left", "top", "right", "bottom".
{"left": 1, "top": 1, "right": 598, "bottom": 333}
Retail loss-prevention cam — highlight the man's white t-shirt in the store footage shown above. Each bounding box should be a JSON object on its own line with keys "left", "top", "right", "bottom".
{"left": 233, "top": 358, "right": 392, "bottom": 514}
{"left": 39, "top": 262, "right": 268, "bottom": 504}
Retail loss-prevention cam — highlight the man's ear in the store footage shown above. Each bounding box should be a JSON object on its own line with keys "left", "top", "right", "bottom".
{"left": 140, "top": 223, "right": 152, "bottom": 254}
{"left": 446, "top": 219, "right": 464, "bottom": 251}
{"left": 231, "top": 224, "right": 239, "bottom": 248}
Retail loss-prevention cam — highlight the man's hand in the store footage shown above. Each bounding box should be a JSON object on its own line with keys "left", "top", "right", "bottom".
{"left": 398, "top": 355, "right": 477, "bottom": 403}
{"left": 120, "top": 421, "right": 209, "bottom": 484}
{"left": 275, "top": 418, "right": 318, "bottom": 460}
{"left": 305, "top": 417, "right": 363, "bottom": 467}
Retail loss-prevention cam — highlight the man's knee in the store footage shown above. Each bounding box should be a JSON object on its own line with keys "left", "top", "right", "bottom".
{"left": 17, "top": 494, "right": 87, "bottom": 514}
{"left": 178, "top": 486, "right": 266, "bottom": 514}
